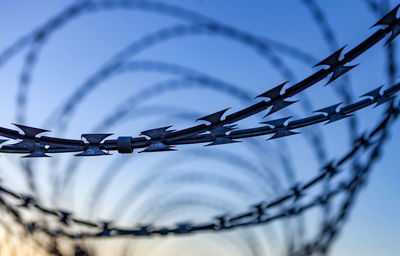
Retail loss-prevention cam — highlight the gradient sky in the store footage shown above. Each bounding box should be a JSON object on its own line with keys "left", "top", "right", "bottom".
{"left": 0, "top": 0, "right": 399, "bottom": 255}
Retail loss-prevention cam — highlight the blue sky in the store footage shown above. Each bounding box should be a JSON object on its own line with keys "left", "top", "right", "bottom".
{"left": 0, "top": 0, "right": 399, "bottom": 255}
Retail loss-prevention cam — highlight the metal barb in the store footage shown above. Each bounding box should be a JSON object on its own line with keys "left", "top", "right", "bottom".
{"left": 197, "top": 108, "right": 230, "bottom": 124}
{"left": 97, "top": 222, "right": 113, "bottom": 237}
{"left": 314, "top": 103, "right": 352, "bottom": 124}
{"left": 361, "top": 86, "right": 394, "bottom": 107}
{"left": 262, "top": 116, "right": 292, "bottom": 127}
{"left": 0, "top": 6, "right": 399, "bottom": 242}
{"left": 328, "top": 64, "right": 358, "bottom": 84}
{"left": 205, "top": 136, "right": 239, "bottom": 146}
{"left": 81, "top": 134, "right": 113, "bottom": 144}
{"left": 373, "top": 5, "right": 399, "bottom": 27}
{"left": 355, "top": 133, "right": 374, "bottom": 149}
{"left": 140, "top": 126, "right": 173, "bottom": 139}
{"left": 174, "top": 223, "right": 192, "bottom": 234}
{"left": 75, "top": 133, "right": 112, "bottom": 156}
{"left": 205, "top": 124, "right": 239, "bottom": 146}
{"left": 19, "top": 195, "right": 35, "bottom": 208}
{"left": 13, "top": 123, "right": 49, "bottom": 138}
{"left": 140, "top": 126, "right": 175, "bottom": 152}
{"left": 198, "top": 109, "right": 240, "bottom": 146}
{"left": 58, "top": 211, "right": 71, "bottom": 226}
{"left": 10, "top": 124, "right": 51, "bottom": 157}
{"left": 372, "top": 5, "right": 400, "bottom": 43}
{"left": 313, "top": 46, "right": 358, "bottom": 84}
{"left": 291, "top": 184, "right": 303, "bottom": 201}
{"left": 5, "top": 140, "right": 50, "bottom": 158}
{"left": 22, "top": 149, "right": 50, "bottom": 158}
{"left": 313, "top": 46, "right": 346, "bottom": 68}
{"left": 252, "top": 202, "right": 266, "bottom": 222}
{"left": 324, "top": 162, "right": 338, "bottom": 177}
{"left": 267, "top": 128, "right": 299, "bottom": 140}
{"left": 262, "top": 117, "right": 300, "bottom": 140}
{"left": 256, "top": 82, "right": 297, "bottom": 115}
{"left": 214, "top": 215, "right": 232, "bottom": 230}
{"left": 256, "top": 82, "right": 288, "bottom": 100}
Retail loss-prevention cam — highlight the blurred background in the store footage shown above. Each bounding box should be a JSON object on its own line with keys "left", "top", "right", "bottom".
{"left": 0, "top": 0, "right": 399, "bottom": 255}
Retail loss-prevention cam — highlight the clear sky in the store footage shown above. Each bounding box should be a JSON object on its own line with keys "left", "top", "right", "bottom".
{"left": 0, "top": 0, "right": 399, "bottom": 255}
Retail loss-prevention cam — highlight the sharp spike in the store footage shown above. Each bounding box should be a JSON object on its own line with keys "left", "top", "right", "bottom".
{"left": 314, "top": 103, "right": 352, "bottom": 124}
{"left": 140, "top": 126, "right": 173, "bottom": 139}
{"left": 266, "top": 99, "right": 298, "bottom": 116}
{"left": 205, "top": 137, "right": 240, "bottom": 146}
{"left": 75, "top": 148, "right": 110, "bottom": 157}
{"left": 361, "top": 86, "right": 383, "bottom": 99}
{"left": 372, "top": 5, "right": 400, "bottom": 44}
{"left": 372, "top": 5, "right": 400, "bottom": 27}
{"left": 97, "top": 222, "right": 113, "bottom": 237}
{"left": 386, "top": 23, "right": 400, "bottom": 44}
{"left": 252, "top": 202, "right": 267, "bottom": 222}
{"left": 314, "top": 104, "right": 342, "bottom": 115}
{"left": 256, "top": 82, "right": 288, "bottom": 100}
{"left": 81, "top": 134, "right": 112, "bottom": 144}
{"left": 268, "top": 129, "right": 299, "bottom": 140}
{"left": 261, "top": 117, "right": 299, "bottom": 140}
{"left": 5, "top": 141, "right": 29, "bottom": 149}
{"left": 314, "top": 46, "right": 346, "bottom": 68}
{"left": 362, "top": 86, "right": 395, "bottom": 106}
{"left": 197, "top": 108, "right": 230, "bottom": 124}
{"left": 19, "top": 195, "right": 35, "bottom": 208}
{"left": 58, "top": 211, "right": 71, "bottom": 225}
{"left": 199, "top": 118, "right": 238, "bottom": 146}
{"left": 209, "top": 124, "right": 236, "bottom": 136}
{"left": 22, "top": 151, "right": 50, "bottom": 158}
{"left": 13, "top": 124, "right": 49, "bottom": 138}
{"left": 325, "top": 114, "right": 353, "bottom": 124}
{"left": 214, "top": 215, "right": 231, "bottom": 230}
{"left": 261, "top": 117, "right": 293, "bottom": 128}
{"left": 139, "top": 126, "right": 175, "bottom": 152}
{"left": 139, "top": 143, "right": 176, "bottom": 153}
{"left": 362, "top": 86, "right": 395, "bottom": 107}
{"left": 6, "top": 140, "right": 50, "bottom": 158}
{"left": 326, "top": 64, "right": 359, "bottom": 84}
{"left": 257, "top": 82, "right": 297, "bottom": 116}
{"left": 291, "top": 184, "right": 304, "bottom": 200}
{"left": 76, "top": 133, "right": 112, "bottom": 156}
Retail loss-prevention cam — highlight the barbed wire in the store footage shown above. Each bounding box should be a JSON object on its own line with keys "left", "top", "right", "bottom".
{"left": 0, "top": 80, "right": 398, "bottom": 156}
{"left": 0, "top": 5, "right": 398, "bottom": 159}
{"left": 0, "top": 93, "right": 398, "bottom": 239}
{"left": 0, "top": 1, "right": 399, "bottom": 255}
